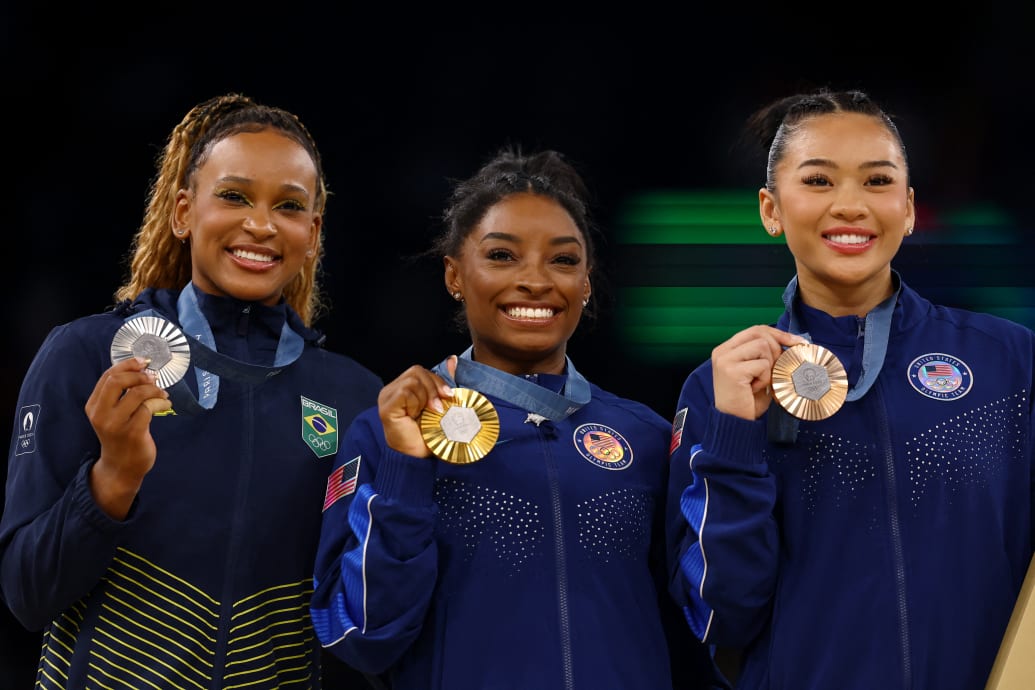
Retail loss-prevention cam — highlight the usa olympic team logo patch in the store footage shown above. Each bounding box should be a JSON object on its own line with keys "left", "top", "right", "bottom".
{"left": 573, "top": 423, "right": 633, "bottom": 470}
{"left": 907, "top": 353, "right": 972, "bottom": 401}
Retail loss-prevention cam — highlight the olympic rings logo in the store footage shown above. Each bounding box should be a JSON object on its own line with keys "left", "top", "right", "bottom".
{"left": 308, "top": 434, "right": 332, "bottom": 451}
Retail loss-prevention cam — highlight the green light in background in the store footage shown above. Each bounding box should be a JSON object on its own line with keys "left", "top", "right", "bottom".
{"left": 937, "top": 205, "right": 1018, "bottom": 243}
{"left": 615, "top": 189, "right": 1029, "bottom": 366}
{"left": 618, "top": 286, "right": 785, "bottom": 361}
{"left": 615, "top": 190, "right": 777, "bottom": 245}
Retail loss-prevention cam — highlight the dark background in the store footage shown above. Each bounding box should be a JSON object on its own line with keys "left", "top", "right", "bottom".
{"left": 3, "top": 11, "right": 1034, "bottom": 688}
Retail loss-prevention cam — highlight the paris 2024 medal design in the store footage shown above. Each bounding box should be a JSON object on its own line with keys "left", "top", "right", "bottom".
{"left": 420, "top": 387, "right": 500, "bottom": 464}
{"left": 771, "top": 342, "right": 848, "bottom": 421}
{"left": 110, "top": 315, "right": 191, "bottom": 390}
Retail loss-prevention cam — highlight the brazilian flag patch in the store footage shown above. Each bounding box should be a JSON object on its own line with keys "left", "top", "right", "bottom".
{"left": 301, "top": 395, "right": 339, "bottom": 458}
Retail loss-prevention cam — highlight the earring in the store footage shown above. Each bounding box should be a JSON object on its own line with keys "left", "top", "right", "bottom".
{"left": 768, "top": 225, "right": 779, "bottom": 235}
{"left": 582, "top": 298, "right": 589, "bottom": 307}
{"left": 905, "top": 226, "right": 914, "bottom": 236}
{"left": 306, "top": 249, "right": 315, "bottom": 257}
{"left": 452, "top": 291, "right": 463, "bottom": 302}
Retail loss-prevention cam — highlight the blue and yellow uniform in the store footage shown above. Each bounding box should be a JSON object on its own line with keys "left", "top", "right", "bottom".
{"left": 0, "top": 285, "right": 382, "bottom": 689}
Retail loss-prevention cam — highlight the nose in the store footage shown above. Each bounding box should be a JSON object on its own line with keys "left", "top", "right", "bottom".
{"left": 242, "top": 207, "right": 277, "bottom": 238}
{"left": 830, "top": 184, "right": 868, "bottom": 222}
{"left": 516, "top": 262, "right": 553, "bottom": 295}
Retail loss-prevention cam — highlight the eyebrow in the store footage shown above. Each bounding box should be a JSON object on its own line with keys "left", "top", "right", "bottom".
{"left": 797, "top": 158, "right": 900, "bottom": 171}
{"left": 479, "top": 231, "right": 583, "bottom": 247}
{"left": 217, "top": 175, "right": 311, "bottom": 198}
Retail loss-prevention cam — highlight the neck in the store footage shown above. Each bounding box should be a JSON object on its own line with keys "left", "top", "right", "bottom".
{"left": 796, "top": 271, "right": 895, "bottom": 318}
{"left": 468, "top": 345, "right": 567, "bottom": 377}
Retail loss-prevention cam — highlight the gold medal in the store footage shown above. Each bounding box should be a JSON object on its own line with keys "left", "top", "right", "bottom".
{"left": 420, "top": 388, "right": 500, "bottom": 464}
{"left": 771, "top": 342, "right": 848, "bottom": 421}
{"left": 110, "top": 316, "right": 191, "bottom": 389}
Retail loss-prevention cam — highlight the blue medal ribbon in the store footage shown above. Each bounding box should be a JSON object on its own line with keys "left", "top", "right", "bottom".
{"left": 768, "top": 271, "right": 900, "bottom": 444}
{"left": 125, "top": 282, "right": 305, "bottom": 415}
{"left": 432, "top": 346, "right": 590, "bottom": 421}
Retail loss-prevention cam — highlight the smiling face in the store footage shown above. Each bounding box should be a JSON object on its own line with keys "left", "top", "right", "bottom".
{"left": 172, "top": 129, "right": 321, "bottom": 306}
{"left": 760, "top": 111, "right": 915, "bottom": 316}
{"left": 444, "top": 192, "right": 592, "bottom": 376}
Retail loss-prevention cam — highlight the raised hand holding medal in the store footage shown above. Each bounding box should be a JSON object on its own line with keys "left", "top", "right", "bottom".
{"left": 110, "top": 315, "right": 191, "bottom": 414}
{"left": 420, "top": 387, "right": 499, "bottom": 464}
{"left": 376, "top": 355, "right": 499, "bottom": 464}
{"left": 378, "top": 355, "right": 501, "bottom": 464}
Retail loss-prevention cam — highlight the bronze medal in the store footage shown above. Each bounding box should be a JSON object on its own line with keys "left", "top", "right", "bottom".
{"left": 771, "top": 342, "right": 848, "bottom": 421}
{"left": 420, "top": 387, "right": 500, "bottom": 464}
{"left": 110, "top": 315, "right": 191, "bottom": 389}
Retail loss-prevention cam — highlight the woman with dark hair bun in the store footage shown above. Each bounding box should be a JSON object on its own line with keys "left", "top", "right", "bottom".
{"left": 313, "top": 145, "right": 728, "bottom": 690}
{"left": 666, "top": 88, "right": 1035, "bottom": 690}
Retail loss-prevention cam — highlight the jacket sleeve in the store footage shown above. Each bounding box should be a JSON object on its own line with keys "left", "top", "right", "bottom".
{"left": 666, "top": 364, "right": 780, "bottom": 648}
{"left": 311, "top": 410, "right": 439, "bottom": 674}
{"left": 653, "top": 459, "right": 732, "bottom": 689}
{"left": 0, "top": 323, "right": 134, "bottom": 630}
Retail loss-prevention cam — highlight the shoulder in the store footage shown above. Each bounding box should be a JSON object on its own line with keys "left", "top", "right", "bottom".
{"left": 342, "top": 403, "right": 386, "bottom": 443}
{"left": 39, "top": 309, "right": 126, "bottom": 354}
{"left": 917, "top": 299, "right": 1035, "bottom": 344}
{"left": 901, "top": 280, "right": 1033, "bottom": 336}
{"left": 19, "top": 309, "right": 128, "bottom": 391}
{"left": 587, "top": 382, "right": 671, "bottom": 432}
{"left": 309, "top": 347, "right": 382, "bottom": 379}
{"left": 897, "top": 287, "right": 1035, "bottom": 371}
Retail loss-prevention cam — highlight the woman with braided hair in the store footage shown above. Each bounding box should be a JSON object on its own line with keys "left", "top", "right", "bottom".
{"left": 0, "top": 93, "right": 383, "bottom": 689}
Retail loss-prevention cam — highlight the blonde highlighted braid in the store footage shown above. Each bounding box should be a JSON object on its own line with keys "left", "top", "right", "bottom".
{"left": 114, "top": 93, "right": 329, "bottom": 326}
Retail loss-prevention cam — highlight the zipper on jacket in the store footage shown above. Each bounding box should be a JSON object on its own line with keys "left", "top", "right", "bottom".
{"left": 539, "top": 421, "right": 575, "bottom": 690}
{"left": 237, "top": 305, "right": 251, "bottom": 336}
{"left": 875, "top": 384, "right": 913, "bottom": 688}
{"left": 211, "top": 384, "right": 258, "bottom": 686}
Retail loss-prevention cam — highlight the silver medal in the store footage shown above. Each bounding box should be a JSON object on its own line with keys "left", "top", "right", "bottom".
{"left": 110, "top": 316, "right": 191, "bottom": 389}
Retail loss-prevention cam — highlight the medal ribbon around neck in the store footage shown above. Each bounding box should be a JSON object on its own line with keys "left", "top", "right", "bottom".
{"left": 124, "top": 282, "right": 305, "bottom": 415}
{"left": 432, "top": 345, "right": 591, "bottom": 422}
{"left": 767, "top": 272, "right": 900, "bottom": 443}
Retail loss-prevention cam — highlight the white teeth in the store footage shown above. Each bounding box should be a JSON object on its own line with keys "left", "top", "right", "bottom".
{"left": 507, "top": 307, "right": 555, "bottom": 319}
{"left": 827, "top": 233, "right": 870, "bottom": 245}
{"left": 232, "top": 249, "right": 274, "bottom": 262}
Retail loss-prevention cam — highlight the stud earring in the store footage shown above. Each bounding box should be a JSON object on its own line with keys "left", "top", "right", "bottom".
{"left": 905, "top": 226, "right": 914, "bottom": 236}
{"left": 306, "top": 249, "right": 315, "bottom": 257}
{"left": 582, "top": 298, "right": 589, "bottom": 307}
{"left": 452, "top": 291, "right": 463, "bottom": 302}
{"left": 768, "top": 225, "right": 779, "bottom": 235}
